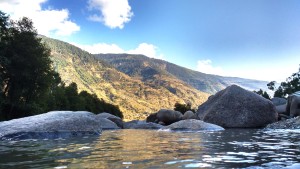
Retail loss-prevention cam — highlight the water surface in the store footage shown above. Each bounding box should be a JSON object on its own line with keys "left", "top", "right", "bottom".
{"left": 0, "top": 129, "right": 300, "bottom": 168}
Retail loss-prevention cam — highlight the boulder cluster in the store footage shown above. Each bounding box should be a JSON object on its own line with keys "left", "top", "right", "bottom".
{"left": 1, "top": 85, "right": 299, "bottom": 140}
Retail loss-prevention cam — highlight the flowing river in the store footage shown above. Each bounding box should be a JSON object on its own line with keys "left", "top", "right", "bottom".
{"left": 0, "top": 129, "right": 300, "bottom": 169}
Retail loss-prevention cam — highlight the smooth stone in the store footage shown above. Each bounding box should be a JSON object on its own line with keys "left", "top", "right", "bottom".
{"left": 0, "top": 111, "right": 105, "bottom": 140}
{"left": 163, "top": 119, "right": 224, "bottom": 131}
{"left": 96, "top": 112, "right": 123, "bottom": 128}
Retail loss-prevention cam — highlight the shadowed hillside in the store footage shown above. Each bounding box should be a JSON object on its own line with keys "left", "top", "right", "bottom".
{"left": 40, "top": 36, "right": 209, "bottom": 120}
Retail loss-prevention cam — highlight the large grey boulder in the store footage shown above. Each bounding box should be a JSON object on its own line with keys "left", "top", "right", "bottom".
{"left": 286, "top": 92, "right": 300, "bottom": 117}
{"left": 182, "top": 111, "right": 197, "bottom": 120}
{"left": 163, "top": 119, "right": 224, "bottom": 131}
{"left": 156, "top": 109, "right": 183, "bottom": 125}
{"left": 196, "top": 85, "right": 277, "bottom": 128}
{"left": 0, "top": 111, "right": 106, "bottom": 140}
{"left": 124, "top": 120, "right": 163, "bottom": 129}
{"left": 265, "top": 116, "right": 300, "bottom": 129}
{"left": 96, "top": 112, "right": 123, "bottom": 128}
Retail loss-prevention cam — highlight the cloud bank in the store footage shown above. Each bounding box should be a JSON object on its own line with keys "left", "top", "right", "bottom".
{"left": 197, "top": 59, "right": 224, "bottom": 75}
{"left": 87, "top": 0, "right": 133, "bottom": 29}
{"left": 74, "top": 42, "right": 163, "bottom": 59}
{"left": 0, "top": 0, "right": 80, "bottom": 36}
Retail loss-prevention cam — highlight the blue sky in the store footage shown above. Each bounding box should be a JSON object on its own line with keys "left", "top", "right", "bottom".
{"left": 1, "top": 0, "right": 300, "bottom": 82}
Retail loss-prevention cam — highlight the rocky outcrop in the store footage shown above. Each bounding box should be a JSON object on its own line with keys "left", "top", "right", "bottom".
{"left": 124, "top": 120, "right": 163, "bottom": 129}
{"left": 265, "top": 116, "right": 300, "bottom": 129}
{"left": 182, "top": 111, "right": 197, "bottom": 120}
{"left": 162, "top": 119, "right": 224, "bottom": 131}
{"left": 196, "top": 85, "right": 277, "bottom": 128}
{"left": 286, "top": 92, "right": 300, "bottom": 117}
{"left": 156, "top": 109, "right": 183, "bottom": 125}
{"left": 96, "top": 112, "right": 123, "bottom": 128}
{"left": 0, "top": 111, "right": 107, "bottom": 140}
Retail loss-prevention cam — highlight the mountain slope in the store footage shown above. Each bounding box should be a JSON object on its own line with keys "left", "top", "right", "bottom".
{"left": 95, "top": 54, "right": 268, "bottom": 94}
{"left": 40, "top": 36, "right": 209, "bottom": 120}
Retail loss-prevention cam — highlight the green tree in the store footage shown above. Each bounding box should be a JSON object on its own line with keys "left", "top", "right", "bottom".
{"left": 0, "top": 13, "right": 58, "bottom": 119}
{"left": 254, "top": 89, "right": 271, "bottom": 100}
{"left": 174, "top": 102, "right": 195, "bottom": 114}
{"left": 269, "top": 65, "right": 300, "bottom": 98}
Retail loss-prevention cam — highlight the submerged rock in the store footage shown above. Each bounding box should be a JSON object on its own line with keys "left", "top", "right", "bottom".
{"left": 0, "top": 111, "right": 106, "bottom": 140}
{"left": 163, "top": 119, "right": 224, "bottom": 131}
{"left": 156, "top": 109, "right": 183, "bottom": 125}
{"left": 265, "top": 116, "right": 300, "bottom": 129}
{"left": 196, "top": 85, "right": 277, "bottom": 128}
{"left": 124, "top": 120, "right": 163, "bottom": 129}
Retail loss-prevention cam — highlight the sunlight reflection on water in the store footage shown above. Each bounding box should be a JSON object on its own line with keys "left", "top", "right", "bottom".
{"left": 0, "top": 129, "right": 299, "bottom": 168}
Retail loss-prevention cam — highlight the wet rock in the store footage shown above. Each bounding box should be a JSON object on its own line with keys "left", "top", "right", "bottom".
{"left": 156, "top": 109, "right": 183, "bottom": 125}
{"left": 0, "top": 111, "right": 104, "bottom": 140}
{"left": 124, "top": 120, "right": 163, "bottom": 129}
{"left": 96, "top": 112, "right": 123, "bottom": 128}
{"left": 265, "top": 116, "right": 300, "bottom": 129}
{"left": 163, "top": 119, "right": 224, "bottom": 131}
{"left": 196, "top": 85, "right": 277, "bottom": 128}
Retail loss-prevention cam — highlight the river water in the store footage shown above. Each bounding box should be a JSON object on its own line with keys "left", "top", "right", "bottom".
{"left": 0, "top": 129, "right": 300, "bottom": 169}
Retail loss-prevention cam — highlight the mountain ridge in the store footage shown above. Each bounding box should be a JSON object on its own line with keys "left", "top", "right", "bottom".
{"left": 95, "top": 54, "right": 268, "bottom": 94}
{"left": 40, "top": 36, "right": 210, "bottom": 120}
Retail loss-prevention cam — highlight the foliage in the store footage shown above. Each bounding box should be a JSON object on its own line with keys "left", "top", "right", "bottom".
{"left": 254, "top": 89, "right": 271, "bottom": 100}
{"left": 269, "top": 65, "right": 300, "bottom": 98}
{"left": 0, "top": 14, "right": 57, "bottom": 119}
{"left": 174, "top": 102, "right": 195, "bottom": 114}
{"left": 0, "top": 11, "right": 123, "bottom": 120}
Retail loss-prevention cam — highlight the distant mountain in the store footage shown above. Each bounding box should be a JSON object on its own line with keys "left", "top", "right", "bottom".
{"left": 40, "top": 36, "right": 209, "bottom": 120}
{"left": 95, "top": 54, "right": 268, "bottom": 94}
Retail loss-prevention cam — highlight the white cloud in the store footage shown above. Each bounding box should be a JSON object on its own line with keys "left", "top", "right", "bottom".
{"left": 197, "top": 59, "right": 224, "bottom": 75}
{"left": 0, "top": 0, "right": 80, "bottom": 36}
{"left": 128, "top": 43, "right": 164, "bottom": 59}
{"left": 73, "top": 42, "right": 164, "bottom": 59}
{"left": 87, "top": 0, "right": 133, "bottom": 29}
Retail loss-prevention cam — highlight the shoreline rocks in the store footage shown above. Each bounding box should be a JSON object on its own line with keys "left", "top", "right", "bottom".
{"left": 265, "top": 116, "right": 300, "bottom": 129}
{"left": 124, "top": 120, "right": 163, "bottom": 129}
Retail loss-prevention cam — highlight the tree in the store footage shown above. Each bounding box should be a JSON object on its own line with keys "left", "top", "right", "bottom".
{"left": 174, "top": 102, "right": 195, "bottom": 114}
{"left": 269, "top": 65, "right": 300, "bottom": 98}
{"left": 254, "top": 89, "right": 271, "bottom": 100}
{"left": 0, "top": 13, "right": 58, "bottom": 119}
{"left": 0, "top": 11, "right": 124, "bottom": 120}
